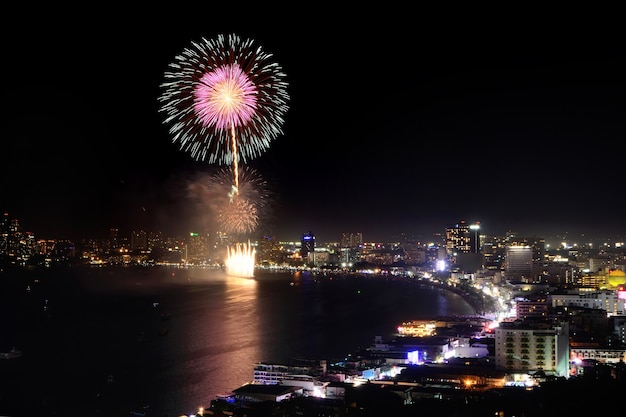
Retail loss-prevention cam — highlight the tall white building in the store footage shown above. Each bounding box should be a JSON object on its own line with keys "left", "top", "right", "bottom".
{"left": 495, "top": 321, "right": 570, "bottom": 377}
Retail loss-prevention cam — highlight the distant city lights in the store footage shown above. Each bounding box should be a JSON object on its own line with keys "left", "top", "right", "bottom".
{"left": 436, "top": 259, "right": 446, "bottom": 271}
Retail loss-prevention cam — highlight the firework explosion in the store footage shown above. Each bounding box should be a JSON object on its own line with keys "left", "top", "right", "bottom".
{"left": 225, "top": 241, "right": 256, "bottom": 278}
{"left": 220, "top": 196, "right": 258, "bottom": 235}
{"left": 161, "top": 34, "right": 288, "bottom": 278}
{"left": 203, "top": 166, "right": 268, "bottom": 236}
{"left": 159, "top": 33, "right": 289, "bottom": 167}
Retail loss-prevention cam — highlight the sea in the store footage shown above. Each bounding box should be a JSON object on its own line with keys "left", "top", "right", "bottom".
{"left": 0, "top": 265, "right": 477, "bottom": 417}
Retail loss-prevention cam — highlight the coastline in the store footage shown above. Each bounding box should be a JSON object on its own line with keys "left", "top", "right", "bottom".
{"left": 1, "top": 264, "right": 493, "bottom": 416}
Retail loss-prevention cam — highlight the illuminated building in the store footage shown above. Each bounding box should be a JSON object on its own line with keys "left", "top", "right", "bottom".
{"left": 446, "top": 220, "right": 483, "bottom": 273}
{"left": 396, "top": 320, "right": 437, "bottom": 337}
{"left": 108, "top": 227, "right": 120, "bottom": 250}
{"left": 340, "top": 232, "right": 363, "bottom": 266}
{"left": 0, "top": 213, "right": 34, "bottom": 266}
{"left": 130, "top": 230, "right": 148, "bottom": 251}
{"left": 301, "top": 231, "right": 315, "bottom": 262}
{"left": 504, "top": 245, "right": 533, "bottom": 281}
{"left": 494, "top": 320, "right": 570, "bottom": 377}
{"left": 445, "top": 220, "right": 473, "bottom": 255}
{"left": 341, "top": 232, "right": 362, "bottom": 248}
{"left": 0, "top": 212, "right": 10, "bottom": 254}
{"left": 504, "top": 236, "right": 546, "bottom": 282}
{"left": 569, "top": 346, "right": 626, "bottom": 368}
{"left": 549, "top": 289, "right": 625, "bottom": 316}
{"left": 253, "top": 363, "right": 318, "bottom": 385}
{"left": 514, "top": 296, "right": 550, "bottom": 320}
{"left": 187, "top": 232, "right": 210, "bottom": 264}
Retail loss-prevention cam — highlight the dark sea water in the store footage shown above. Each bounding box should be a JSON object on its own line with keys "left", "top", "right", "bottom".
{"left": 0, "top": 266, "right": 476, "bottom": 417}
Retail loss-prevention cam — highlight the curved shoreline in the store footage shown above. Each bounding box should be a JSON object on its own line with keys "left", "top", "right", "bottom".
{"left": 422, "top": 280, "right": 486, "bottom": 315}
{"left": 317, "top": 270, "right": 489, "bottom": 316}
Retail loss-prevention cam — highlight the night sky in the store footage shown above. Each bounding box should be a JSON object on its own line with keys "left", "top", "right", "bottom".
{"left": 2, "top": 7, "right": 624, "bottom": 244}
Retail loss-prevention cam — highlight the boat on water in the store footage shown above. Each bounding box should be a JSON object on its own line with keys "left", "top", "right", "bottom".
{"left": 1, "top": 347, "right": 23, "bottom": 359}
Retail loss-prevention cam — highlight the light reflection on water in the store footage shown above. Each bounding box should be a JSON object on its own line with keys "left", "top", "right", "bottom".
{"left": 156, "top": 268, "right": 262, "bottom": 411}
{"left": 0, "top": 266, "right": 476, "bottom": 416}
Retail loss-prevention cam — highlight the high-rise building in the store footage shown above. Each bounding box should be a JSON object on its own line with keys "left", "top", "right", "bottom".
{"left": 0, "top": 213, "right": 24, "bottom": 262}
{"left": 446, "top": 220, "right": 482, "bottom": 273}
{"left": 341, "top": 232, "right": 363, "bottom": 248}
{"left": 187, "top": 232, "right": 210, "bottom": 264}
{"left": 109, "top": 228, "right": 119, "bottom": 250}
{"left": 0, "top": 212, "right": 10, "bottom": 254}
{"left": 505, "top": 245, "right": 533, "bottom": 281}
{"left": 301, "top": 231, "right": 315, "bottom": 259}
{"left": 495, "top": 320, "right": 570, "bottom": 377}
{"left": 131, "top": 230, "right": 148, "bottom": 251}
{"left": 445, "top": 220, "right": 481, "bottom": 255}
{"left": 340, "top": 232, "right": 363, "bottom": 265}
{"left": 504, "top": 236, "right": 545, "bottom": 282}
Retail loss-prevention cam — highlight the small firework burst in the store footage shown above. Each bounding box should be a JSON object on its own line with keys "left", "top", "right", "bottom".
{"left": 190, "top": 166, "right": 269, "bottom": 236}
{"left": 218, "top": 195, "right": 259, "bottom": 235}
{"left": 159, "top": 33, "right": 289, "bottom": 165}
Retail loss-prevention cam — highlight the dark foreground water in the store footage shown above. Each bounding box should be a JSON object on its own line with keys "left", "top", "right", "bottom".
{"left": 0, "top": 266, "right": 476, "bottom": 416}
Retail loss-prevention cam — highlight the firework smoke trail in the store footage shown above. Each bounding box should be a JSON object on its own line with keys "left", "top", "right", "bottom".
{"left": 231, "top": 125, "right": 239, "bottom": 194}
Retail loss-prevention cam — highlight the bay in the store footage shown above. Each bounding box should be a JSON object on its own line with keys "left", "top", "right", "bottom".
{"left": 0, "top": 266, "right": 476, "bottom": 416}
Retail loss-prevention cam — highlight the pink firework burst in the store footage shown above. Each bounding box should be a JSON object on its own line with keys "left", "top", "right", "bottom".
{"left": 193, "top": 63, "right": 258, "bottom": 131}
{"left": 159, "top": 34, "right": 289, "bottom": 165}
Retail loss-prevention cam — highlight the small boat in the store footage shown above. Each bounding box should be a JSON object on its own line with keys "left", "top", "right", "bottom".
{"left": 0, "top": 347, "right": 23, "bottom": 359}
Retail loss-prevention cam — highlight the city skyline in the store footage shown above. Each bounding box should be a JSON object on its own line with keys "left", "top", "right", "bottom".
{"left": 3, "top": 211, "right": 623, "bottom": 252}
{"left": 2, "top": 8, "right": 624, "bottom": 243}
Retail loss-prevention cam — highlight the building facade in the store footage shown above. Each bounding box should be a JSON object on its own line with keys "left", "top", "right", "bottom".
{"left": 494, "top": 321, "right": 570, "bottom": 377}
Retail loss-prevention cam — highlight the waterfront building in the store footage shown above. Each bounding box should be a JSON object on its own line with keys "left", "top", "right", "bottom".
{"left": 280, "top": 374, "right": 328, "bottom": 397}
{"left": 300, "top": 231, "right": 315, "bottom": 263}
{"left": 253, "top": 363, "right": 318, "bottom": 385}
{"left": 397, "top": 320, "right": 437, "bottom": 337}
{"left": 231, "top": 384, "right": 302, "bottom": 405}
{"left": 365, "top": 335, "right": 454, "bottom": 364}
{"left": 494, "top": 320, "right": 570, "bottom": 377}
